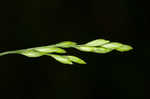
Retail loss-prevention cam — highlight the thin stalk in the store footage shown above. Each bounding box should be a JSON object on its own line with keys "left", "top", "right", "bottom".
{"left": 0, "top": 51, "right": 17, "bottom": 56}
{"left": 0, "top": 49, "right": 26, "bottom": 56}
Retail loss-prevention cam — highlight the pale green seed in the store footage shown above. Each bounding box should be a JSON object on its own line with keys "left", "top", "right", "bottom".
{"left": 34, "top": 47, "right": 66, "bottom": 53}
{"left": 55, "top": 41, "right": 77, "bottom": 48}
{"left": 102, "top": 42, "right": 123, "bottom": 49}
{"left": 48, "top": 54, "right": 73, "bottom": 64}
{"left": 75, "top": 46, "right": 95, "bottom": 52}
{"left": 116, "top": 45, "right": 133, "bottom": 52}
{"left": 19, "top": 49, "right": 44, "bottom": 57}
{"left": 93, "top": 47, "right": 112, "bottom": 53}
{"left": 65, "top": 56, "right": 86, "bottom": 64}
{"left": 85, "top": 39, "right": 110, "bottom": 46}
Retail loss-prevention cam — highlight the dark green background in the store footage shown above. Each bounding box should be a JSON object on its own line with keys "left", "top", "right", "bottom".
{"left": 0, "top": 0, "right": 147, "bottom": 99}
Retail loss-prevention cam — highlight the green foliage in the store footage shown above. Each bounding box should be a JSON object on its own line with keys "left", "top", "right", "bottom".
{"left": 0, "top": 39, "right": 133, "bottom": 64}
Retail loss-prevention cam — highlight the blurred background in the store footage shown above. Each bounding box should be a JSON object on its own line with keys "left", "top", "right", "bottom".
{"left": 0, "top": 0, "right": 147, "bottom": 99}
